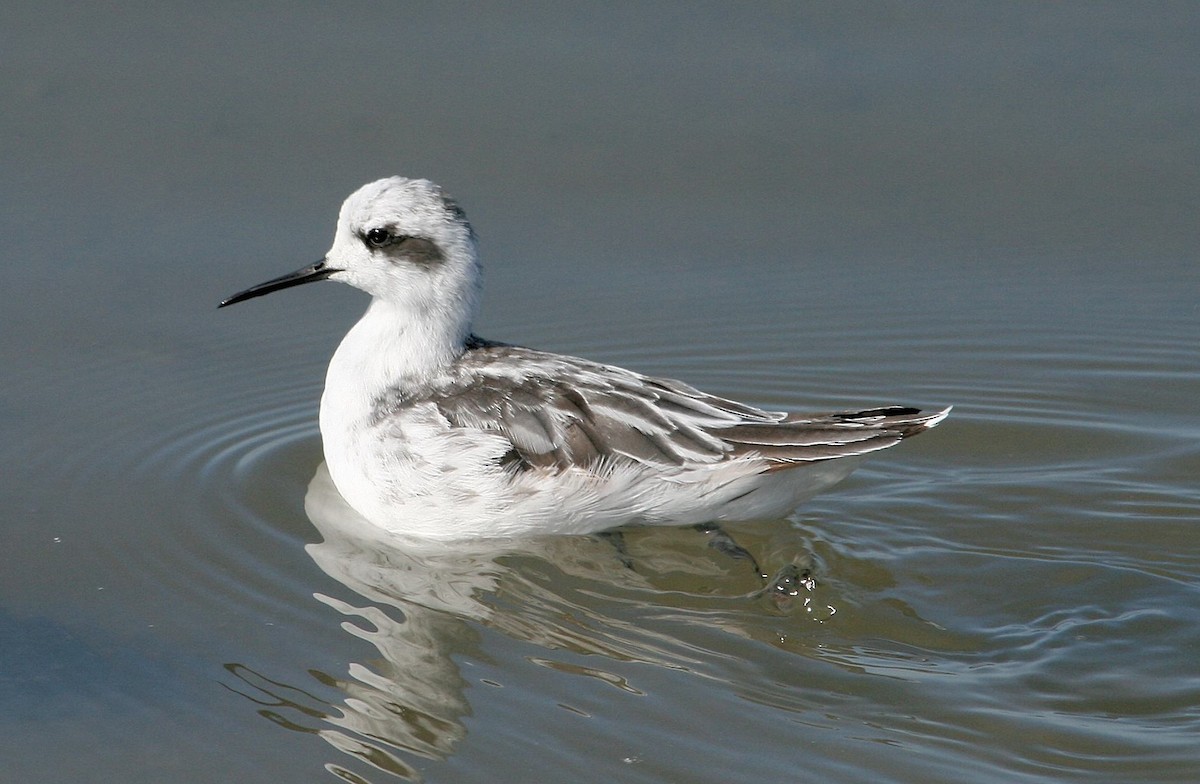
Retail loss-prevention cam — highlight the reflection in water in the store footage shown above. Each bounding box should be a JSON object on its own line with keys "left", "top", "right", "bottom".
{"left": 247, "top": 463, "right": 871, "bottom": 780}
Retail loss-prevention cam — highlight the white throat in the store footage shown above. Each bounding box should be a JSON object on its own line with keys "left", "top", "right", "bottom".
{"left": 320, "top": 297, "right": 468, "bottom": 431}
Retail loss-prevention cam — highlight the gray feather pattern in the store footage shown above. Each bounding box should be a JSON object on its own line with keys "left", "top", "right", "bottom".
{"left": 378, "top": 339, "right": 946, "bottom": 475}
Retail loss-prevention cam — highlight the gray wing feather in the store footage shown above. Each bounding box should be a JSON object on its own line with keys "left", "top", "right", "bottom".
{"left": 400, "top": 341, "right": 947, "bottom": 474}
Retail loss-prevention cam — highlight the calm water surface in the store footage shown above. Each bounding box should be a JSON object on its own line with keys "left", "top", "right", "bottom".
{"left": 3, "top": 4, "right": 1198, "bottom": 782}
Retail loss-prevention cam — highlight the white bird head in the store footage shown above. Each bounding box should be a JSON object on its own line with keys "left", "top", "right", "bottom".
{"left": 221, "top": 177, "right": 482, "bottom": 341}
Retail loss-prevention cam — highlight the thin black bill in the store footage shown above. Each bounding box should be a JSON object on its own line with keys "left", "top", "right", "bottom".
{"left": 219, "top": 260, "right": 335, "bottom": 308}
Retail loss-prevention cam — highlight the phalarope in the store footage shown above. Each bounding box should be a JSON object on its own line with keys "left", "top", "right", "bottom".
{"left": 221, "top": 177, "right": 948, "bottom": 540}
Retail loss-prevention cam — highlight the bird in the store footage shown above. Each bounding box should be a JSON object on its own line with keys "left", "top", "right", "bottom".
{"left": 221, "top": 177, "right": 948, "bottom": 541}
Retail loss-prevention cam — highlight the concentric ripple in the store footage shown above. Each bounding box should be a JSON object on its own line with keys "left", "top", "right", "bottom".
{"left": 4, "top": 332, "right": 344, "bottom": 644}
{"left": 14, "top": 291, "right": 1197, "bottom": 784}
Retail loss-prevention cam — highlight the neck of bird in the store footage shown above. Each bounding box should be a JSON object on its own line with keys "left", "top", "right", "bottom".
{"left": 323, "top": 297, "right": 470, "bottom": 418}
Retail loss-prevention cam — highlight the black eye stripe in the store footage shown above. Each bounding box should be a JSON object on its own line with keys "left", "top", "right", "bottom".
{"left": 359, "top": 229, "right": 444, "bottom": 266}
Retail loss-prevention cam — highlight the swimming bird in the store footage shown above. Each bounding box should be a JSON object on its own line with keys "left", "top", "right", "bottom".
{"left": 221, "top": 177, "right": 948, "bottom": 541}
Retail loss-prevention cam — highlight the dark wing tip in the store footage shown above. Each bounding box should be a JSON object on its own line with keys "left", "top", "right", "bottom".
{"left": 723, "top": 404, "right": 951, "bottom": 468}
{"left": 829, "top": 405, "right": 952, "bottom": 437}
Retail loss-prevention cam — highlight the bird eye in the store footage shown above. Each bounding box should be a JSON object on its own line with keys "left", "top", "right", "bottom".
{"left": 365, "top": 228, "right": 392, "bottom": 248}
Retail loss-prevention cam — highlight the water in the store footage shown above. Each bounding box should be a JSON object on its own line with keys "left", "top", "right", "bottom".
{"left": 3, "top": 4, "right": 1199, "bottom": 782}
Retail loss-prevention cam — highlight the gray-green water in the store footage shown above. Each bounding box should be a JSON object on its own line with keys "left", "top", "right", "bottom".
{"left": 3, "top": 4, "right": 1198, "bottom": 782}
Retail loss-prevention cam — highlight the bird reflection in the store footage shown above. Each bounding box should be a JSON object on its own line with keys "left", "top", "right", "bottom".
{"left": 230, "top": 463, "right": 855, "bottom": 780}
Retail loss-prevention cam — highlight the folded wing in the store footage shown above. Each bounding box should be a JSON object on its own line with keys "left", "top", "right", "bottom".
{"left": 405, "top": 340, "right": 948, "bottom": 473}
